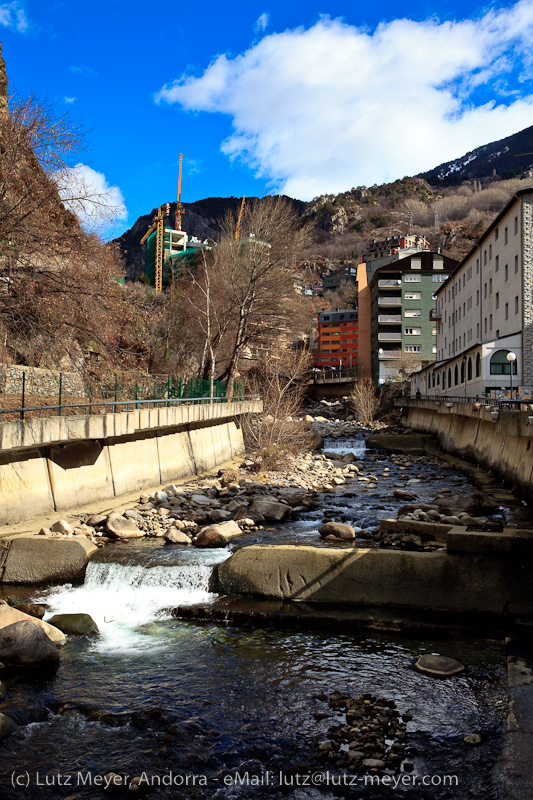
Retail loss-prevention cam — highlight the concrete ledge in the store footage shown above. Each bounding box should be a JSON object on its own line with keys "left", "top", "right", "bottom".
{"left": 216, "top": 544, "right": 533, "bottom": 617}
{"left": 0, "top": 535, "right": 97, "bottom": 584}
{"left": 0, "top": 399, "right": 262, "bottom": 452}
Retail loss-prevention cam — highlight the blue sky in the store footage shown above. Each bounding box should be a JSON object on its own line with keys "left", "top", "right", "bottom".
{"left": 1, "top": 0, "right": 532, "bottom": 237}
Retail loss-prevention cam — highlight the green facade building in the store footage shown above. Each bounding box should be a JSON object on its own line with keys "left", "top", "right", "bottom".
{"left": 369, "top": 251, "right": 459, "bottom": 383}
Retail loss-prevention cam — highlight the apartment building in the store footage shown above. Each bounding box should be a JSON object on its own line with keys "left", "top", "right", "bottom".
{"left": 368, "top": 251, "right": 458, "bottom": 383}
{"left": 412, "top": 188, "right": 533, "bottom": 398}
{"left": 313, "top": 309, "right": 358, "bottom": 369}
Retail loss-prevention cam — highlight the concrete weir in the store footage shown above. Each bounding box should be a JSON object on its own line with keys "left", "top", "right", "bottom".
{"left": 216, "top": 543, "right": 533, "bottom": 620}
{"left": 0, "top": 400, "right": 261, "bottom": 524}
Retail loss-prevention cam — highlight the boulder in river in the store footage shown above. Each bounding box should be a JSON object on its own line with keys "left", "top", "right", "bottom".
{"left": 164, "top": 529, "right": 192, "bottom": 545}
{"left": 105, "top": 515, "right": 144, "bottom": 539}
{"left": 13, "top": 603, "right": 46, "bottom": 619}
{"left": 0, "top": 621, "right": 60, "bottom": 667}
{"left": 194, "top": 527, "right": 229, "bottom": 548}
{"left": 47, "top": 613, "right": 99, "bottom": 636}
{"left": 0, "top": 602, "right": 66, "bottom": 645}
{"left": 250, "top": 499, "right": 292, "bottom": 522}
{"left": 414, "top": 654, "right": 465, "bottom": 677}
{"left": 0, "top": 712, "right": 19, "bottom": 741}
{"left": 318, "top": 522, "right": 356, "bottom": 540}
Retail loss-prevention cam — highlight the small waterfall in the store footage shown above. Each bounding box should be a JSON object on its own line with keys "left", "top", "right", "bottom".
{"left": 38, "top": 553, "right": 228, "bottom": 653}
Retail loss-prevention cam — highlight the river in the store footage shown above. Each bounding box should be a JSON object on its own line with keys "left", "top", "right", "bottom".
{"left": 0, "top": 435, "right": 514, "bottom": 799}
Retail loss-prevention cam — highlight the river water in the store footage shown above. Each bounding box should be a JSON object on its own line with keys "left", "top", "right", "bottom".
{"left": 0, "top": 436, "right": 512, "bottom": 799}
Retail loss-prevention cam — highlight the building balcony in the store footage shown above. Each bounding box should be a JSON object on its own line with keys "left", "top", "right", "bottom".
{"left": 378, "top": 297, "right": 402, "bottom": 306}
{"left": 378, "top": 279, "right": 402, "bottom": 288}
{"left": 378, "top": 314, "right": 402, "bottom": 324}
{"left": 378, "top": 349, "right": 402, "bottom": 359}
{"left": 378, "top": 332, "right": 402, "bottom": 341}
{"left": 430, "top": 308, "right": 442, "bottom": 321}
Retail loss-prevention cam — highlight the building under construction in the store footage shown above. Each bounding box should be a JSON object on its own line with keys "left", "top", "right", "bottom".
{"left": 141, "top": 153, "right": 203, "bottom": 291}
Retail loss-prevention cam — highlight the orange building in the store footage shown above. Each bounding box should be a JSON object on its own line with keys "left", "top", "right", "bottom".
{"left": 313, "top": 309, "right": 358, "bottom": 369}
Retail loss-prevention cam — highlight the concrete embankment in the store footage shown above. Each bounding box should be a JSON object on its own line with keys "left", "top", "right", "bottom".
{"left": 0, "top": 400, "right": 260, "bottom": 524}
{"left": 398, "top": 400, "right": 533, "bottom": 500}
{"left": 215, "top": 543, "right": 533, "bottom": 620}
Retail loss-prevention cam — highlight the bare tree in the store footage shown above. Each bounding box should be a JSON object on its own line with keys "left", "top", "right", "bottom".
{"left": 241, "top": 345, "right": 314, "bottom": 470}
{"left": 213, "top": 197, "right": 311, "bottom": 396}
{"left": 349, "top": 377, "right": 379, "bottom": 425}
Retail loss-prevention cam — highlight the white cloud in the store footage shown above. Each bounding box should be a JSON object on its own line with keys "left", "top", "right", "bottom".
{"left": 156, "top": 0, "right": 533, "bottom": 199}
{"left": 64, "top": 96, "right": 76, "bottom": 104}
{"left": 0, "top": 1, "right": 29, "bottom": 33}
{"left": 56, "top": 164, "right": 127, "bottom": 235}
{"left": 254, "top": 12, "right": 269, "bottom": 34}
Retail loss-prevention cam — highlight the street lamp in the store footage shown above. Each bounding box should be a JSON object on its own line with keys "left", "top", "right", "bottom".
{"left": 507, "top": 351, "right": 517, "bottom": 399}
{"left": 378, "top": 348, "right": 384, "bottom": 385}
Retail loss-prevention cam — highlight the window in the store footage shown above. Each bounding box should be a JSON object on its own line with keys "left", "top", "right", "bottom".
{"left": 484, "top": 283, "right": 487, "bottom": 299}
{"left": 495, "top": 255, "right": 499, "bottom": 271}
{"left": 432, "top": 345, "right": 437, "bottom": 353}
{"left": 432, "top": 274, "right": 449, "bottom": 282}
{"left": 404, "top": 345, "right": 421, "bottom": 353}
{"left": 504, "top": 227, "right": 508, "bottom": 244}
{"left": 461, "top": 360, "right": 465, "bottom": 383}
{"left": 505, "top": 264, "right": 508, "bottom": 281}
{"left": 505, "top": 303, "right": 508, "bottom": 320}
{"left": 476, "top": 258, "right": 479, "bottom": 273}
{"left": 490, "top": 314, "right": 492, "bottom": 330}
{"left": 404, "top": 327, "right": 421, "bottom": 335}
{"left": 514, "top": 216, "right": 518, "bottom": 235}
{"left": 454, "top": 365, "right": 459, "bottom": 385}
{"left": 495, "top": 292, "right": 499, "bottom": 309}
{"left": 467, "top": 357, "right": 472, "bottom": 381}
{"left": 476, "top": 290, "right": 480, "bottom": 305}
{"left": 404, "top": 275, "right": 421, "bottom": 282}
{"left": 404, "top": 291, "right": 421, "bottom": 300}
{"left": 515, "top": 296, "right": 519, "bottom": 314}
{"left": 490, "top": 349, "right": 517, "bottom": 375}
{"left": 484, "top": 250, "right": 487, "bottom": 266}
{"left": 404, "top": 309, "right": 421, "bottom": 317}
{"left": 489, "top": 278, "right": 492, "bottom": 294}
{"left": 515, "top": 255, "right": 519, "bottom": 273}
{"left": 495, "top": 227, "right": 499, "bottom": 241}
{"left": 489, "top": 244, "right": 492, "bottom": 260}
{"left": 476, "top": 353, "right": 481, "bottom": 377}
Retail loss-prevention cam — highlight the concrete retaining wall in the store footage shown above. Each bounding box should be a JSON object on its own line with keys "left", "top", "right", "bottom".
{"left": 402, "top": 401, "right": 533, "bottom": 500}
{"left": 0, "top": 402, "right": 260, "bottom": 524}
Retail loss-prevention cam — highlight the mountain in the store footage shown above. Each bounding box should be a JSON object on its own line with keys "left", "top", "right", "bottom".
{"left": 115, "top": 196, "right": 306, "bottom": 281}
{"left": 418, "top": 126, "right": 533, "bottom": 186}
{"left": 116, "top": 126, "right": 533, "bottom": 279}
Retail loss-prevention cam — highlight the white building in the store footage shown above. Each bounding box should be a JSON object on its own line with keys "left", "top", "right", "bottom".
{"left": 413, "top": 187, "right": 533, "bottom": 399}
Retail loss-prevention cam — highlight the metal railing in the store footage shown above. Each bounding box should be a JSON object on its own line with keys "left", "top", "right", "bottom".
{"left": 405, "top": 394, "right": 533, "bottom": 411}
{"left": 378, "top": 315, "right": 402, "bottom": 323}
{"left": 0, "top": 372, "right": 247, "bottom": 422}
{"left": 312, "top": 368, "right": 358, "bottom": 383}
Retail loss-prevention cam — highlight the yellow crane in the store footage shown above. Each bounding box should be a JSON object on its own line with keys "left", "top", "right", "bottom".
{"left": 175, "top": 153, "right": 183, "bottom": 231}
{"left": 235, "top": 195, "right": 246, "bottom": 241}
{"left": 140, "top": 203, "right": 170, "bottom": 293}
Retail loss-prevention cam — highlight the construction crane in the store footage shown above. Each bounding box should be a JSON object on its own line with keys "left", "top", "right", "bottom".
{"left": 140, "top": 203, "right": 170, "bottom": 293}
{"left": 235, "top": 196, "right": 246, "bottom": 241}
{"left": 175, "top": 153, "right": 183, "bottom": 231}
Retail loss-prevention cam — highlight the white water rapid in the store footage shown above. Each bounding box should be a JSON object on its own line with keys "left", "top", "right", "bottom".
{"left": 38, "top": 550, "right": 229, "bottom": 654}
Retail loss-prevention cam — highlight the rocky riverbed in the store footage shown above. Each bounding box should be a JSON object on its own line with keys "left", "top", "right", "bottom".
{"left": 0, "top": 407, "right": 528, "bottom": 798}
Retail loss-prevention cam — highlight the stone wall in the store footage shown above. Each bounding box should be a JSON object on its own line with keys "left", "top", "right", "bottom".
{"left": 0, "top": 365, "right": 84, "bottom": 397}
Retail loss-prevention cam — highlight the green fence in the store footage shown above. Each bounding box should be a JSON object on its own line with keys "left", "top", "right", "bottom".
{"left": 0, "top": 371, "right": 246, "bottom": 421}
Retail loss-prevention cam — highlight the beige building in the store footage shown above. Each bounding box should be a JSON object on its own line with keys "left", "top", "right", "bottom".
{"left": 413, "top": 188, "right": 533, "bottom": 398}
